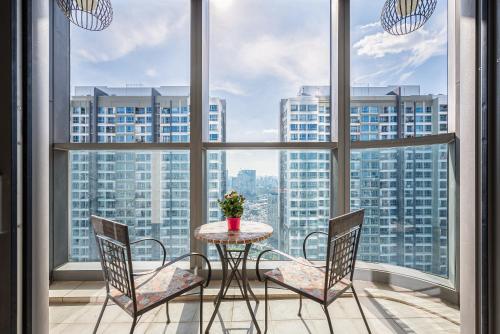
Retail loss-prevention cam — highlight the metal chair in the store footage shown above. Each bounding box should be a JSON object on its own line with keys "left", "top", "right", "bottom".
{"left": 256, "top": 209, "right": 371, "bottom": 334}
{"left": 91, "top": 215, "right": 212, "bottom": 334}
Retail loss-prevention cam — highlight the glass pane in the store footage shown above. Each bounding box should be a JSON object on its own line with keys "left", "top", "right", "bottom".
{"left": 350, "top": 0, "right": 448, "bottom": 141}
{"left": 350, "top": 144, "right": 449, "bottom": 277}
{"left": 69, "top": 150, "right": 190, "bottom": 261}
{"left": 70, "top": 0, "right": 193, "bottom": 143}
{"left": 209, "top": 0, "right": 331, "bottom": 142}
{"left": 206, "top": 150, "right": 331, "bottom": 260}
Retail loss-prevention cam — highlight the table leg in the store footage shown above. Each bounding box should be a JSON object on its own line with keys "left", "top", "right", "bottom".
{"left": 222, "top": 249, "right": 245, "bottom": 298}
{"left": 242, "top": 243, "right": 261, "bottom": 333}
{"left": 205, "top": 244, "right": 227, "bottom": 333}
{"left": 216, "top": 247, "right": 258, "bottom": 303}
{"left": 230, "top": 262, "right": 259, "bottom": 304}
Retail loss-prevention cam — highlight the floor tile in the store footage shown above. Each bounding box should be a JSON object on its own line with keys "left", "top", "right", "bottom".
{"left": 49, "top": 281, "right": 461, "bottom": 334}
{"left": 394, "top": 317, "right": 460, "bottom": 334}
{"left": 49, "top": 281, "right": 84, "bottom": 299}
{"left": 231, "top": 300, "right": 265, "bottom": 321}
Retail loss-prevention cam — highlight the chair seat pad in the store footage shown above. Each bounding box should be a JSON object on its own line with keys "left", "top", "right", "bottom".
{"left": 111, "top": 266, "right": 203, "bottom": 314}
{"left": 264, "top": 259, "right": 351, "bottom": 303}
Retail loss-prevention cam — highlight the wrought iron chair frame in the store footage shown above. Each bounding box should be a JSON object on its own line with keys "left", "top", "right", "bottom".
{"left": 91, "top": 216, "right": 212, "bottom": 334}
{"left": 256, "top": 209, "right": 371, "bottom": 334}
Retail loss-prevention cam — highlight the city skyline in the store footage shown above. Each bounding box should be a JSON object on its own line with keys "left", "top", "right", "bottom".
{"left": 71, "top": 0, "right": 448, "bottom": 144}
{"left": 69, "top": 83, "right": 449, "bottom": 276}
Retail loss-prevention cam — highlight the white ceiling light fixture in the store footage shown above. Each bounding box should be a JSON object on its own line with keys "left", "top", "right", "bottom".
{"left": 381, "top": 0, "right": 437, "bottom": 35}
{"left": 56, "top": 0, "right": 113, "bottom": 31}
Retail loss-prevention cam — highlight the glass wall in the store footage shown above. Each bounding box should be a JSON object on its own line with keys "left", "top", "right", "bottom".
{"left": 351, "top": 144, "right": 449, "bottom": 277}
{"left": 69, "top": 150, "right": 190, "bottom": 261}
{"left": 350, "top": 0, "right": 448, "bottom": 142}
{"left": 348, "top": 0, "right": 452, "bottom": 279}
{"left": 206, "top": 150, "right": 331, "bottom": 260}
{"left": 60, "top": 0, "right": 455, "bottom": 283}
{"left": 209, "top": 0, "right": 331, "bottom": 142}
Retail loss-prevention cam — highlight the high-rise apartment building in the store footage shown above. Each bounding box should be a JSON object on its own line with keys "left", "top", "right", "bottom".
{"left": 279, "top": 86, "right": 332, "bottom": 259}
{"left": 70, "top": 86, "right": 226, "bottom": 261}
{"left": 280, "top": 85, "right": 449, "bottom": 276}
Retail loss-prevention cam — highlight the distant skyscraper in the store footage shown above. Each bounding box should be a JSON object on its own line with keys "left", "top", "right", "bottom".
{"left": 231, "top": 170, "right": 257, "bottom": 199}
{"left": 280, "top": 85, "right": 448, "bottom": 276}
{"left": 280, "top": 86, "right": 332, "bottom": 259}
{"left": 70, "top": 86, "right": 226, "bottom": 261}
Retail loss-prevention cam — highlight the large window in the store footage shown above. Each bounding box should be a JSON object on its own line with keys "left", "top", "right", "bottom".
{"left": 205, "top": 150, "right": 331, "bottom": 260}
{"left": 348, "top": 0, "right": 452, "bottom": 279}
{"left": 350, "top": 0, "right": 448, "bottom": 141}
{"left": 351, "top": 144, "right": 449, "bottom": 277}
{"left": 68, "top": 0, "right": 193, "bottom": 262}
{"left": 209, "top": 0, "right": 331, "bottom": 142}
{"left": 58, "top": 0, "right": 456, "bottom": 284}
{"left": 70, "top": 150, "right": 190, "bottom": 261}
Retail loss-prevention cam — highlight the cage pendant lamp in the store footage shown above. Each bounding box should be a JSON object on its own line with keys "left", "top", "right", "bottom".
{"left": 56, "top": 0, "right": 113, "bottom": 31}
{"left": 381, "top": 0, "right": 437, "bottom": 35}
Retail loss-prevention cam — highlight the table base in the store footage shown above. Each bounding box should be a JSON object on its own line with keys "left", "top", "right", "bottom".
{"left": 205, "top": 243, "right": 261, "bottom": 334}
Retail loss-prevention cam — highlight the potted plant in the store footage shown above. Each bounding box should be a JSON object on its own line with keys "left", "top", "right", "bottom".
{"left": 218, "top": 191, "right": 245, "bottom": 231}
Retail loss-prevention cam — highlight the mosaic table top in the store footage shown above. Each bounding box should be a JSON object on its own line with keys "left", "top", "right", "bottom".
{"left": 194, "top": 221, "right": 273, "bottom": 245}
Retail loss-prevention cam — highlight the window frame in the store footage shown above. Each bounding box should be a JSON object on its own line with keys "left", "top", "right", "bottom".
{"left": 51, "top": 0, "right": 458, "bottom": 297}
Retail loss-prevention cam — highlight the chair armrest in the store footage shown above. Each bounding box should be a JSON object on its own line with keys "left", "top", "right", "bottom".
{"left": 255, "top": 248, "right": 326, "bottom": 282}
{"left": 302, "top": 231, "right": 328, "bottom": 260}
{"left": 130, "top": 238, "right": 167, "bottom": 266}
{"left": 164, "top": 253, "right": 212, "bottom": 288}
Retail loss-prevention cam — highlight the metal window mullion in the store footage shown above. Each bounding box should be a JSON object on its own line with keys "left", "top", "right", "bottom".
{"left": 332, "top": 0, "right": 350, "bottom": 216}
{"left": 350, "top": 133, "right": 456, "bottom": 150}
{"left": 52, "top": 143, "right": 190, "bottom": 151}
{"left": 190, "top": 0, "right": 209, "bottom": 270}
{"left": 447, "top": 140, "right": 458, "bottom": 290}
{"left": 202, "top": 142, "right": 338, "bottom": 150}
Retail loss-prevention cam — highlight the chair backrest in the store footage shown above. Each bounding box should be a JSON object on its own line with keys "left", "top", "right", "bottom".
{"left": 324, "top": 209, "right": 365, "bottom": 292}
{"left": 91, "top": 216, "right": 136, "bottom": 304}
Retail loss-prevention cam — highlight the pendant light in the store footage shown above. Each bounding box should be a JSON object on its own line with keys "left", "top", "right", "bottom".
{"left": 56, "top": 0, "right": 113, "bottom": 31}
{"left": 381, "top": 0, "right": 437, "bottom": 35}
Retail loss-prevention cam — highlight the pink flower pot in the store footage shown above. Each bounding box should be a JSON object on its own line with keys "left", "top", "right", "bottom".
{"left": 227, "top": 217, "right": 241, "bottom": 231}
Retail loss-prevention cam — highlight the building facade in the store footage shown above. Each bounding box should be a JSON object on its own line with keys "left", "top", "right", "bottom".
{"left": 279, "top": 86, "right": 332, "bottom": 260}
{"left": 280, "top": 85, "right": 449, "bottom": 276}
{"left": 70, "top": 86, "right": 226, "bottom": 261}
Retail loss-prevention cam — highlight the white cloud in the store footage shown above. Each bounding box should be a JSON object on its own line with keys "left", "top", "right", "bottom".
{"left": 145, "top": 68, "right": 158, "bottom": 78}
{"left": 359, "top": 21, "right": 381, "bottom": 30}
{"left": 353, "top": 27, "right": 446, "bottom": 67}
{"left": 230, "top": 33, "right": 330, "bottom": 88}
{"left": 352, "top": 23, "right": 447, "bottom": 85}
{"left": 211, "top": 81, "right": 247, "bottom": 96}
{"left": 72, "top": 1, "right": 188, "bottom": 63}
{"left": 262, "top": 129, "right": 279, "bottom": 135}
{"left": 211, "top": 0, "right": 235, "bottom": 11}
{"left": 399, "top": 71, "right": 415, "bottom": 82}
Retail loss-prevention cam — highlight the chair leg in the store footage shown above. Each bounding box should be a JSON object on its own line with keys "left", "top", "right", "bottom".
{"left": 129, "top": 316, "right": 137, "bottom": 334}
{"left": 323, "top": 305, "right": 334, "bottom": 334}
{"left": 352, "top": 286, "right": 371, "bottom": 334}
{"left": 93, "top": 296, "right": 109, "bottom": 334}
{"left": 199, "top": 285, "right": 204, "bottom": 334}
{"left": 264, "top": 279, "right": 268, "bottom": 334}
{"left": 298, "top": 294, "right": 303, "bottom": 317}
{"left": 166, "top": 301, "right": 171, "bottom": 324}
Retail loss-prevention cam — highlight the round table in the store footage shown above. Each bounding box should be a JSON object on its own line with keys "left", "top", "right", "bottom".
{"left": 194, "top": 221, "right": 273, "bottom": 334}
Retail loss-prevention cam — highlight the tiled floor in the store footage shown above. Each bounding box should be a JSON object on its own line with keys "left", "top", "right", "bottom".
{"left": 49, "top": 281, "right": 460, "bottom": 333}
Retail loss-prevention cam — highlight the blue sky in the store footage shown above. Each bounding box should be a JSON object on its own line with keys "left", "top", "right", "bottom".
{"left": 71, "top": 0, "right": 447, "bottom": 176}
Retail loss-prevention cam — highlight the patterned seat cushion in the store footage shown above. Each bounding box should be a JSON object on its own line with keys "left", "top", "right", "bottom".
{"left": 264, "top": 259, "right": 351, "bottom": 303}
{"left": 110, "top": 266, "right": 203, "bottom": 314}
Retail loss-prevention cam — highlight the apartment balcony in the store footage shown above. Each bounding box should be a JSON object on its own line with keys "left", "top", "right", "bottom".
{"left": 5, "top": 0, "right": 500, "bottom": 332}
